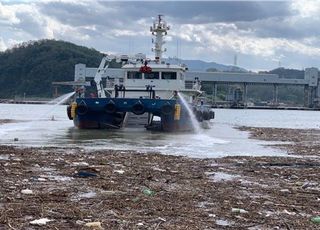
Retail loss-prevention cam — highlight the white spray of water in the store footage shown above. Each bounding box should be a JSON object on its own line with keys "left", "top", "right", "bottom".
{"left": 0, "top": 92, "right": 75, "bottom": 138}
{"left": 47, "top": 92, "right": 76, "bottom": 105}
{"left": 177, "top": 92, "right": 201, "bottom": 133}
{"left": 41, "top": 91, "right": 75, "bottom": 119}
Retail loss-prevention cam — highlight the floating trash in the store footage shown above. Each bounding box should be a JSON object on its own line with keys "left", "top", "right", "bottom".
{"left": 231, "top": 208, "right": 248, "bottom": 214}
{"left": 311, "top": 216, "right": 320, "bottom": 224}
{"left": 114, "top": 170, "right": 125, "bottom": 174}
{"left": 143, "top": 188, "right": 155, "bottom": 196}
{"left": 30, "top": 218, "right": 53, "bottom": 226}
{"left": 75, "top": 171, "right": 97, "bottom": 178}
{"left": 84, "top": 221, "right": 103, "bottom": 229}
{"left": 21, "top": 189, "right": 33, "bottom": 195}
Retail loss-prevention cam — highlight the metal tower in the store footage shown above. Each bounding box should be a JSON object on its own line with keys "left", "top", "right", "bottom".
{"left": 150, "top": 15, "right": 170, "bottom": 63}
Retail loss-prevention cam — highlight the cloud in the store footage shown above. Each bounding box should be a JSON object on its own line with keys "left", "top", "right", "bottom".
{"left": 235, "top": 4, "right": 320, "bottom": 40}
{"left": 0, "top": 0, "right": 319, "bottom": 70}
{"left": 99, "top": 1, "right": 292, "bottom": 24}
{"left": 173, "top": 22, "right": 320, "bottom": 57}
{"left": 291, "top": 0, "right": 320, "bottom": 18}
{"left": 0, "top": 2, "right": 20, "bottom": 25}
{"left": 0, "top": 1, "right": 94, "bottom": 43}
{"left": 38, "top": 1, "right": 116, "bottom": 27}
{"left": 0, "top": 37, "right": 7, "bottom": 51}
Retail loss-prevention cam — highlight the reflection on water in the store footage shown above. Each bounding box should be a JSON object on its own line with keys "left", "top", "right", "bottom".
{"left": 63, "top": 126, "right": 233, "bottom": 158}
{"left": 2, "top": 104, "right": 319, "bottom": 158}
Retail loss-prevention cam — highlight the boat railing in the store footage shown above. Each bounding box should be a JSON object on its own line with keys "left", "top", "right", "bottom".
{"left": 185, "top": 80, "right": 202, "bottom": 91}
{"left": 106, "top": 79, "right": 115, "bottom": 88}
{"left": 106, "top": 78, "right": 124, "bottom": 88}
{"left": 186, "top": 81, "right": 201, "bottom": 90}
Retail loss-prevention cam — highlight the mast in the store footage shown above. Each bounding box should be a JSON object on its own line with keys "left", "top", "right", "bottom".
{"left": 150, "top": 15, "right": 170, "bottom": 63}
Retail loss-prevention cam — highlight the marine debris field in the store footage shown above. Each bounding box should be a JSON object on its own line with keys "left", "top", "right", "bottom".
{"left": 1, "top": 127, "right": 320, "bottom": 229}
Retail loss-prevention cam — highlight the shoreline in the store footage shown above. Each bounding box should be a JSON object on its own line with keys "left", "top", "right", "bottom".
{"left": 0, "top": 127, "right": 320, "bottom": 229}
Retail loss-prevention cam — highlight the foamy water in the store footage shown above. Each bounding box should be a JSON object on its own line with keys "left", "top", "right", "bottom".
{"left": 1, "top": 104, "right": 319, "bottom": 158}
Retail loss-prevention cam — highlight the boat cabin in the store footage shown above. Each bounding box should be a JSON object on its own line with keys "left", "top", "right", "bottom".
{"left": 106, "top": 63, "right": 188, "bottom": 99}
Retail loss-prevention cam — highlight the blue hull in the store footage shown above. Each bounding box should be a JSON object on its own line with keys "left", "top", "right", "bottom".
{"left": 68, "top": 97, "right": 212, "bottom": 132}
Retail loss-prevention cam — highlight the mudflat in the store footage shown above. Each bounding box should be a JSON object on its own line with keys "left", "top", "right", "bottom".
{"left": 0, "top": 127, "right": 320, "bottom": 229}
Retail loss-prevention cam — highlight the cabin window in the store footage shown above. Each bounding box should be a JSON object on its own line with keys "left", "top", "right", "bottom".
{"left": 162, "top": 72, "right": 177, "bottom": 80}
{"left": 127, "top": 71, "right": 142, "bottom": 79}
{"left": 144, "top": 72, "right": 160, "bottom": 79}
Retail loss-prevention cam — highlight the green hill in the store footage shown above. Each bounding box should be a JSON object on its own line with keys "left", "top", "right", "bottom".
{"left": 0, "top": 39, "right": 103, "bottom": 98}
{"left": 260, "top": 67, "right": 304, "bottom": 79}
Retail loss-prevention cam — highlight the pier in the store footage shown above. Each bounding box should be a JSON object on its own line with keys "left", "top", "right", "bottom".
{"left": 185, "top": 68, "right": 319, "bottom": 109}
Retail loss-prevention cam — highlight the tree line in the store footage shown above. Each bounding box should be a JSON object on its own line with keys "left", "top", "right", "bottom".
{"left": 0, "top": 39, "right": 103, "bottom": 98}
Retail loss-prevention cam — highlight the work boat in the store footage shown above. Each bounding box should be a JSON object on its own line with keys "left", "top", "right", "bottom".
{"left": 67, "top": 15, "right": 214, "bottom": 132}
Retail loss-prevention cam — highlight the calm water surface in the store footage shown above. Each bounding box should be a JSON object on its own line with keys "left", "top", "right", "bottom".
{"left": 0, "top": 104, "right": 319, "bottom": 158}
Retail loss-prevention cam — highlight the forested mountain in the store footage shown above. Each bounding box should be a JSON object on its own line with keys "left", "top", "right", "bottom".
{"left": 260, "top": 67, "right": 304, "bottom": 79}
{"left": 0, "top": 40, "right": 103, "bottom": 98}
{"left": 166, "top": 57, "right": 248, "bottom": 72}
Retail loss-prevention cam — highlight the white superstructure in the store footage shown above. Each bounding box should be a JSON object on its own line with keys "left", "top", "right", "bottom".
{"left": 91, "top": 15, "right": 201, "bottom": 100}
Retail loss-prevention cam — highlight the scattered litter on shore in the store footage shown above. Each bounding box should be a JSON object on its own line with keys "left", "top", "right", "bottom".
{"left": 0, "top": 127, "right": 320, "bottom": 228}
{"left": 21, "top": 189, "right": 33, "bottom": 195}
{"left": 29, "top": 218, "right": 53, "bottom": 226}
{"left": 84, "top": 221, "right": 103, "bottom": 229}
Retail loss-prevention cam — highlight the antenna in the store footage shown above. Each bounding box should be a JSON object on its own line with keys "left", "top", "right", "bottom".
{"left": 128, "top": 40, "right": 132, "bottom": 54}
{"left": 234, "top": 54, "right": 238, "bottom": 66}
{"left": 150, "top": 15, "right": 170, "bottom": 63}
{"left": 176, "top": 39, "right": 179, "bottom": 59}
{"left": 128, "top": 39, "right": 134, "bottom": 55}
{"left": 179, "top": 40, "right": 182, "bottom": 62}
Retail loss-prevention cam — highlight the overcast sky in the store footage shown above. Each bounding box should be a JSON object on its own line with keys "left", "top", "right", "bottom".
{"left": 0, "top": 0, "right": 320, "bottom": 71}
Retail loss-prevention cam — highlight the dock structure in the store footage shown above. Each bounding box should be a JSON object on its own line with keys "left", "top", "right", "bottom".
{"left": 54, "top": 64, "right": 320, "bottom": 109}
{"left": 185, "top": 67, "right": 319, "bottom": 108}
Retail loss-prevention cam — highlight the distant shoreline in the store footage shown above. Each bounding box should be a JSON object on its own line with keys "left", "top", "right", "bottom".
{"left": 0, "top": 100, "right": 49, "bottom": 104}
